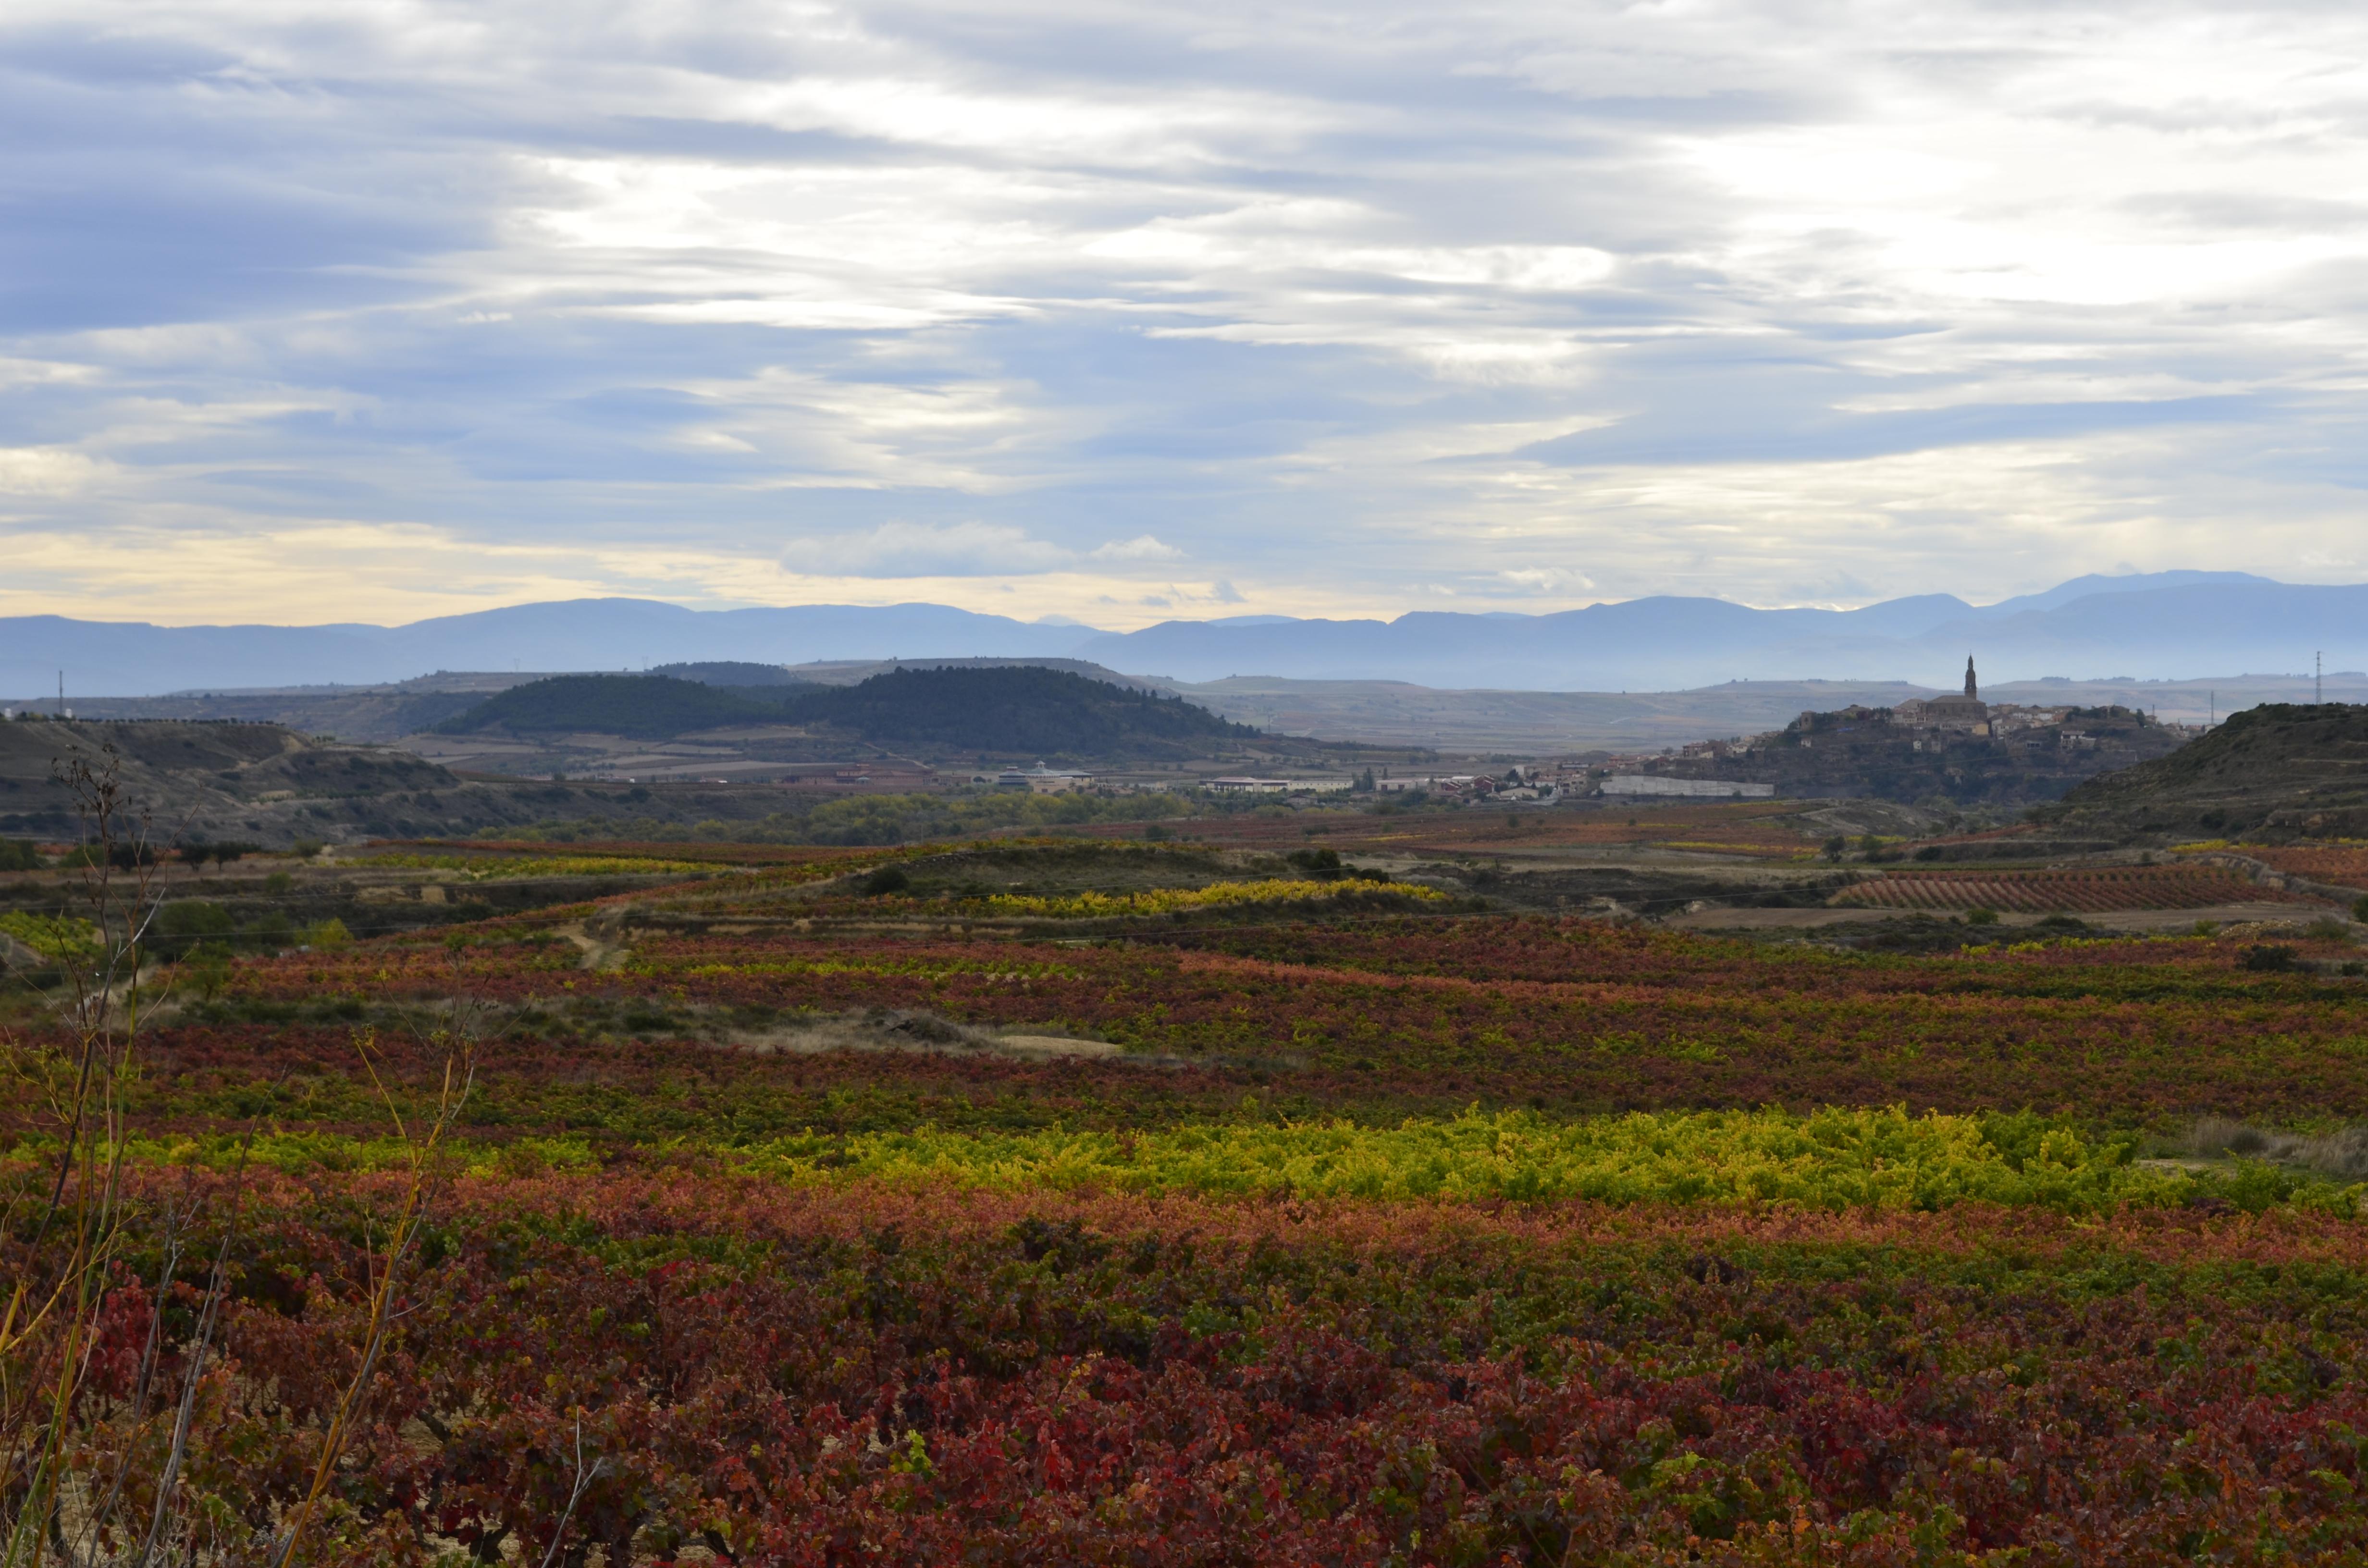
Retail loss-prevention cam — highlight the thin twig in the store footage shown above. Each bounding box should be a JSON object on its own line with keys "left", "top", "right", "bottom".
{"left": 265, "top": 1036, "right": 472, "bottom": 1568}
{"left": 535, "top": 1420, "right": 609, "bottom": 1568}
{"left": 132, "top": 1136, "right": 256, "bottom": 1568}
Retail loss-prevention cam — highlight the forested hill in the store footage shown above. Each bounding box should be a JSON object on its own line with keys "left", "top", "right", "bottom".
{"left": 783, "top": 666, "right": 1258, "bottom": 757}
{"left": 435, "top": 675, "right": 781, "bottom": 739}
{"left": 648, "top": 660, "right": 812, "bottom": 688}
{"left": 430, "top": 666, "right": 1261, "bottom": 755}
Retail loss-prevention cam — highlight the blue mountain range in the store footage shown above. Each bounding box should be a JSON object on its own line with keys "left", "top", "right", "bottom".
{"left": 5, "top": 571, "right": 2361, "bottom": 697}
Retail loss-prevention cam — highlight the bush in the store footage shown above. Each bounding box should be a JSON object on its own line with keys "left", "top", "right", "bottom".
{"left": 2241, "top": 944, "right": 2299, "bottom": 972}
{"left": 293, "top": 839, "right": 324, "bottom": 859}
{"left": 2354, "top": 894, "right": 2368, "bottom": 923}
{"left": 245, "top": 910, "right": 295, "bottom": 952}
{"left": 1287, "top": 847, "right": 1342, "bottom": 872}
{"left": 156, "top": 901, "right": 235, "bottom": 940}
{"left": 300, "top": 918, "right": 354, "bottom": 950}
{"left": 1964, "top": 907, "right": 1998, "bottom": 926}
{"left": 0, "top": 911, "right": 99, "bottom": 964}
{"left": 75, "top": 842, "right": 158, "bottom": 870}
{"left": 180, "top": 941, "right": 234, "bottom": 998}
{"left": 0, "top": 839, "right": 40, "bottom": 871}
{"left": 264, "top": 870, "right": 292, "bottom": 894}
{"left": 863, "top": 865, "right": 911, "bottom": 896}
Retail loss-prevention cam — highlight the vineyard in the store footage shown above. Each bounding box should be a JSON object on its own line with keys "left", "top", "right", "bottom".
{"left": 2187, "top": 841, "right": 2368, "bottom": 892}
{"left": 1827, "top": 863, "right": 2304, "bottom": 913}
{"left": 9, "top": 830, "right": 2368, "bottom": 1563}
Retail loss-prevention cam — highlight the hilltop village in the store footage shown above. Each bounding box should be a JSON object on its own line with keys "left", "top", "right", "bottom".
{"left": 1596, "top": 658, "right": 2190, "bottom": 807}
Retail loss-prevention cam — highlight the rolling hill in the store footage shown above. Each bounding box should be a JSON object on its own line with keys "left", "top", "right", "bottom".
{"left": 434, "top": 676, "right": 786, "bottom": 740}
{"left": 649, "top": 661, "right": 814, "bottom": 688}
{"left": 430, "top": 666, "right": 1260, "bottom": 759}
{"left": 0, "top": 718, "right": 464, "bottom": 845}
{"left": 2050, "top": 703, "right": 2368, "bottom": 840}
{"left": 780, "top": 666, "right": 1257, "bottom": 758}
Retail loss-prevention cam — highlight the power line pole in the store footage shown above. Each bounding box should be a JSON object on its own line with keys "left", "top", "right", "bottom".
{"left": 2317, "top": 651, "right": 2323, "bottom": 705}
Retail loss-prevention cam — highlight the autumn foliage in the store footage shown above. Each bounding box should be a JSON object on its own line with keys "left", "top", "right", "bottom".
{"left": 11, "top": 830, "right": 2368, "bottom": 1562}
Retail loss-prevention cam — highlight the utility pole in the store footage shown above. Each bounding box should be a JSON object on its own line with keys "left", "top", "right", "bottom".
{"left": 2209, "top": 690, "right": 2215, "bottom": 728}
{"left": 2317, "top": 651, "right": 2323, "bottom": 705}
{"left": 57, "top": 671, "right": 63, "bottom": 719}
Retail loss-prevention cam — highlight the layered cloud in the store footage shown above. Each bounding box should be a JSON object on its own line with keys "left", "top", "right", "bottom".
{"left": 3, "top": 0, "right": 2367, "bottom": 627}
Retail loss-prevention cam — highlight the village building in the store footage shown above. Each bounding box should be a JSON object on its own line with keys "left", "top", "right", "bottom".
{"left": 1600, "top": 775, "right": 1776, "bottom": 798}
{"left": 1987, "top": 702, "right": 2074, "bottom": 735}
{"left": 984, "top": 761, "right": 1096, "bottom": 793}
{"left": 1374, "top": 774, "right": 1485, "bottom": 796}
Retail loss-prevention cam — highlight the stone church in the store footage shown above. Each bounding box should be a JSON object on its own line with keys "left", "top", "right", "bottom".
{"left": 1895, "top": 657, "right": 1990, "bottom": 733}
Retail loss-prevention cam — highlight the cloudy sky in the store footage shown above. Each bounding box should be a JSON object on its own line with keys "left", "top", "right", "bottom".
{"left": 5, "top": 0, "right": 2368, "bottom": 628}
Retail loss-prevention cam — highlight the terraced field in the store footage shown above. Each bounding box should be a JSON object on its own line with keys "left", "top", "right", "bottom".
{"left": 2215, "top": 841, "right": 2368, "bottom": 891}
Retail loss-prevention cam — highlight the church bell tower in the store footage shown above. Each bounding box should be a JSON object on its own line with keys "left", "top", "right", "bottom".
{"left": 1964, "top": 656, "right": 1977, "bottom": 700}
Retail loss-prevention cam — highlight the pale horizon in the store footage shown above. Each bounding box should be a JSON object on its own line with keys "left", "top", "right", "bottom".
{"left": 0, "top": 566, "right": 2294, "bottom": 633}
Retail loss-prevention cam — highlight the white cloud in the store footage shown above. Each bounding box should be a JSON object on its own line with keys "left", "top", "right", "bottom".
{"left": 793, "top": 521, "right": 1071, "bottom": 578}
{"left": 1091, "top": 534, "right": 1184, "bottom": 561}
{"left": 6, "top": 0, "right": 2368, "bottom": 632}
{"left": 0, "top": 448, "right": 113, "bottom": 496}
{"left": 1497, "top": 567, "right": 1594, "bottom": 594}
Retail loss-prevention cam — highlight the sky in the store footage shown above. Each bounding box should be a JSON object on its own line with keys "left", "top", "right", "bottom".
{"left": 5, "top": 0, "right": 2368, "bottom": 630}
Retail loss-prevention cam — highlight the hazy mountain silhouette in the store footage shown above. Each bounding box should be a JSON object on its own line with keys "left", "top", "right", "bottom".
{"left": 3, "top": 575, "right": 2360, "bottom": 697}
{"left": 0, "top": 601, "right": 1084, "bottom": 697}
{"left": 1073, "top": 575, "right": 2361, "bottom": 688}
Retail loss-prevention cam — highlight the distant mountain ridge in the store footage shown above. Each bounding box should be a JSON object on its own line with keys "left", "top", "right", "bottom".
{"left": 0, "top": 601, "right": 1085, "bottom": 698}
{"left": 6, "top": 572, "right": 2361, "bottom": 697}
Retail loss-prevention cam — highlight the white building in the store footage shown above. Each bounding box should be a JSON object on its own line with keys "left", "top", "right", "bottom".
{"left": 994, "top": 762, "right": 1096, "bottom": 793}
{"left": 1205, "top": 776, "right": 1291, "bottom": 795}
{"left": 1600, "top": 775, "right": 1775, "bottom": 798}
